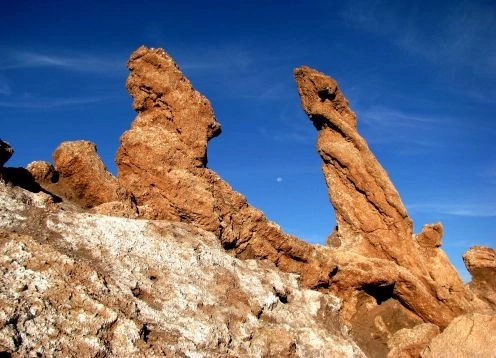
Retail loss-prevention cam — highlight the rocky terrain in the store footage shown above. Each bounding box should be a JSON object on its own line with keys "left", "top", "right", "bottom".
{"left": 1, "top": 46, "right": 495, "bottom": 357}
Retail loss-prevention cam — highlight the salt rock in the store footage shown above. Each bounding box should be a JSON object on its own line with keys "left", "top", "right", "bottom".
{"left": 52, "top": 140, "right": 119, "bottom": 208}
{"left": 0, "top": 181, "right": 365, "bottom": 357}
{"left": 421, "top": 313, "right": 496, "bottom": 357}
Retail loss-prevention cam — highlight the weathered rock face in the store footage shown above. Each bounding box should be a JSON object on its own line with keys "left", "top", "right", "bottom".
{"left": 2, "top": 46, "right": 495, "bottom": 357}
{"left": 463, "top": 246, "right": 496, "bottom": 310}
{"left": 421, "top": 313, "right": 496, "bottom": 357}
{"left": 50, "top": 140, "right": 120, "bottom": 208}
{"left": 294, "top": 66, "right": 412, "bottom": 256}
{"left": 387, "top": 323, "right": 440, "bottom": 358}
{"left": 294, "top": 66, "right": 479, "bottom": 354}
{"left": 0, "top": 181, "right": 364, "bottom": 357}
{"left": 115, "top": 46, "right": 337, "bottom": 289}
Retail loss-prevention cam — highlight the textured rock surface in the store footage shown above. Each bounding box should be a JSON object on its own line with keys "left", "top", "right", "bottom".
{"left": 294, "top": 66, "right": 477, "bottom": 354}
{"left": 421, "top": 313, "right": 496, "bottom": 357}
{"left": 0, "top": 181, "right": 364, "bottom": 357}
{"left": 26, "top": 161, "right": 58, "bottom": 184}
{"left": 48, "top": 140, "right": 120, "bottom": 208}
{"left": 115, "top": 46, "right": 338, "bottom": 289}
{"left": 463, "top": 246, "right": 496, "bottom": 310}
{"left": 2, "top": 47, "right": 495, "bottom": 357}
{"left": 387, "top": 323, "right": 439, "bottom": 358}
{"left": 294, "top": 66, "right": 411, "bottom": 255}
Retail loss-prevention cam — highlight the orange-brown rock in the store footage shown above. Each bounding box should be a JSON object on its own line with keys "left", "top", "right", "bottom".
{"left": 115, "top": 46, "right": 337, "bottom": 288}
{"left": 50, "top": 140, "right": 120, "bottom": 208}
{"left": 386, "top": 322, "right": 440, "bottom": 358}
{"left": 421, "top": 313, "right": 496, "bottom": 357}
{"left": 294, "top": 66, "right": 478, "bottom": 355}
{"left": 6, "top": 46, "right": 493, "bottom": 357}
{"left": 26, "top": 161, "right": 58, "bottom": 184}
{"left": 463, "top": 246, "right": 496, "bottom": 310}
{"left": 294, "top": 66, "right": 412, "bottom": 257}
{"left": 415, "top": 223, "right": 443, "bottom": 248}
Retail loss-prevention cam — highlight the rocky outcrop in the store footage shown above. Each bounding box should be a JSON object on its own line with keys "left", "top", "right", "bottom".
{"left": 463, "top": 246, "right": 496, "bottom": 310}
{"left": 421, "top": 313, "right": 496, "bottom": 357}
{"left": 115, "top": 46, "right": 337, "bottom": 289}
{"left": 2, "top": 47, "right": 495, "bottom": 357}
{"left": 0, "top": 181, "right": 364, "bottom": 357}
{"left": 294, "top": 66, "right": 412, "bottom": 256}
{"left": 50, "top": 140, "right": 120, "bottom": 208}
{"left": 387, "top": 323, "right": 439, "bottom": 358}
{"left": 0, "top": 139, "right": 13, "bottom": 168}
{"left": 294, "top": 66, "right": 478, "bottom": 354}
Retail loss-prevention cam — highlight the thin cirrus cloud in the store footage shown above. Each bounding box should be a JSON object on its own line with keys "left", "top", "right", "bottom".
{"left": 341, "top": 1, "right": 496, "bottom": 77}
{"left": 360, "top": 106, "right": 439, "bottom": 127}
{"left": 0, "top": 50, "right": 126, "bottom": 74}
{"left": 407, "top": 202, "right": 496, "bottom": 218}
{"left": 0, "top": 95, "right": 115, "bottom": 110}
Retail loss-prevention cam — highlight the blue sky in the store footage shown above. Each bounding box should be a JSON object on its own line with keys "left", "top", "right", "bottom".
{"left": 1, "top": 0, "right": 495, "bottom": 280}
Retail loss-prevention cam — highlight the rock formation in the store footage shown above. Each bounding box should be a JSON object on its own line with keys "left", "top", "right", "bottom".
{"left": 463, "top": 246, "right": 496, "bottom": 311}
{"left": 115, "top": 46, "right": 337, "bottom": 289}
{"left": 421, "top": 313, "right": 496, "bottom": 357}
{"left": 0, "top": 180, "right": 364, "bottom": 357}
{"left": 1, "top": 47, "right": 495, "bottom": 357}
{"left": 293, "top": 66, "right": 485, "bottom": 354}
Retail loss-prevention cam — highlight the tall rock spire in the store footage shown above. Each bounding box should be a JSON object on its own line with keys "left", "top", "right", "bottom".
{"left": 294, "top": 66, "right": 412, "bottom": 259}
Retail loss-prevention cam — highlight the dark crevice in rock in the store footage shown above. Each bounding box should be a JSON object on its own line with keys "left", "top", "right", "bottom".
{"left": 362, "top": 283, "right": 396, "bottom": 305}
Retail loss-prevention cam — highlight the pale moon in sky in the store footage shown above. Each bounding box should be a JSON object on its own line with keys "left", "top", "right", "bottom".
{"left": 276, "top": 177, "right": 283, "bottom": 183}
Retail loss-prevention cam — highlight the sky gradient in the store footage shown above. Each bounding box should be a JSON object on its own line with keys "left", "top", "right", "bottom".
{"left": 1, "top": 0, "right": 495, "bottom": 280}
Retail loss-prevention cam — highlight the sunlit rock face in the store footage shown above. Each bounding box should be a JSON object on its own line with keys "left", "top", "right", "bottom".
{"left": 1, "top": 46, "right": 494, "bottom": 358}
{"left": 293, "top": 66, "right": 490, "bottom": 356}
{"left": 0, "top": 182, "right": 364, "bottom": 357}
{"left": 115, "top": 46, "right": 339, "bottom": 289}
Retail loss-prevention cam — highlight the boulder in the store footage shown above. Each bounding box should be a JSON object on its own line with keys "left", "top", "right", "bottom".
{"left": 463, "top": 246, "right": 496, "bottom": 310}
{"left": 416, "top": 223, "right": 443, "bottom": 248}
{"left": 51, "top": 140, "right": 119, "bottom": 208}
{"left": 26, "top": 161, "right": 58, "bottom": 184}
{"left": 421, "top": 313, "right": 496, "bottom": 357}
{"left": 387, "top": 323, "right": 439, "bottom": 358}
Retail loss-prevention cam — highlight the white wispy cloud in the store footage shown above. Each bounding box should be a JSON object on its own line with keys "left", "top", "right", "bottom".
{"left": 408, "top": 202, "right": 496, "bottom": 217}
{"left": 0, "top": 50, "right": 126, "bottom": 74}
{"left": 341, "top": 1, "right": 496, "bottom": 77}
{"left": 0, "top": 95, "right": 115, "bottom": 109}
{"left": 360, "top": 106, "right": 439, "bottom": 127}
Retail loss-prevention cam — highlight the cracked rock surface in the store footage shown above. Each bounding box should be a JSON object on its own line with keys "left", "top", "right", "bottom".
{"left": 0, "top": 182, "right": 364, "bottom": 357}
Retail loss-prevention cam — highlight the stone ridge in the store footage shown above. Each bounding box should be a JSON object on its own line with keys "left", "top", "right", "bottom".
{"left": 1, "top": 46, "right": 495, "bottom": 358}
{"left": 0, "top": 182, "right": 364, "bottom": 357}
